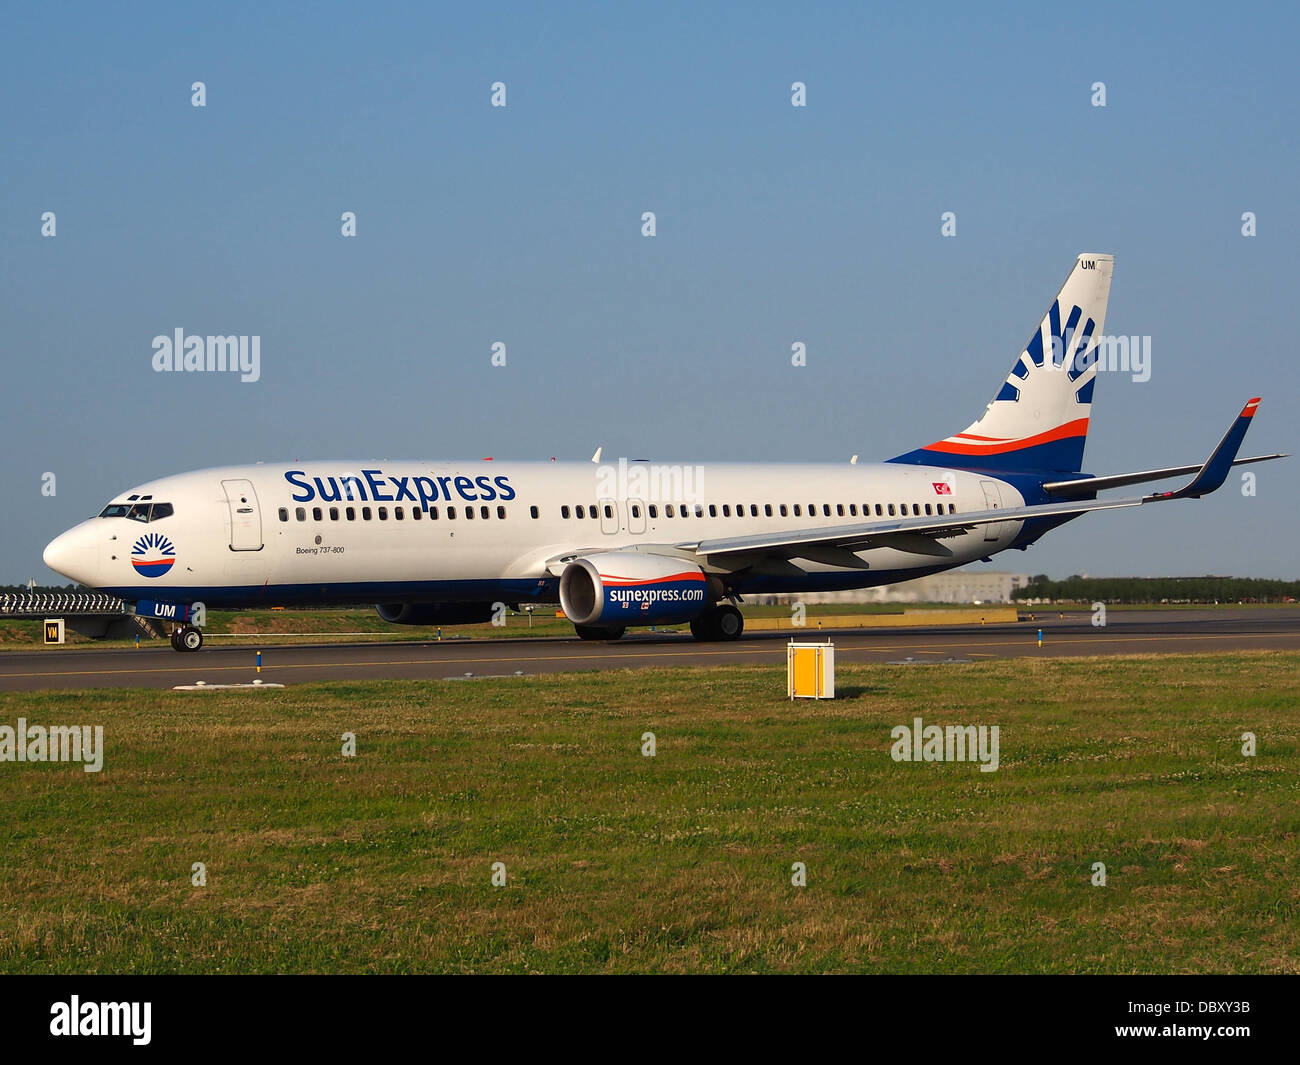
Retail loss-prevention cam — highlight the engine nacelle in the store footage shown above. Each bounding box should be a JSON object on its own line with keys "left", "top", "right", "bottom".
{"left": 376, "top": 602, "right": 498, "bottom": 626}
{"left": 559, "top": 552, "right": 712, "bottom": 627}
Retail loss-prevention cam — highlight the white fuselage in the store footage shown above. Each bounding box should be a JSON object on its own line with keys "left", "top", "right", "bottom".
{"left": 43, "top": 460, "right": 1029, "bottom": 608}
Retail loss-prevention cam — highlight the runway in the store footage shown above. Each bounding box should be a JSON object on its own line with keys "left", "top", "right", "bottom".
{"left": 0, "top": 608, "right": 1296, "bottom": 692}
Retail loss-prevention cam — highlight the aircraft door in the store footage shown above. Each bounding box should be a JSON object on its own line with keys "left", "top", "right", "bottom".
{"left": 222, "top": 479, "right": 263, "bottom": 551}
{"left": 979, "top": 480, "right": 1003, "bottom": 542}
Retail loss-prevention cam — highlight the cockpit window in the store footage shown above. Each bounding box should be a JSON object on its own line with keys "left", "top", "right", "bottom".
{"left": 99, "top": 502, "right": 174, "bottom": 521}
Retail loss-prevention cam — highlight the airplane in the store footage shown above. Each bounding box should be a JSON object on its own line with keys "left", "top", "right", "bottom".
{"left": 42, "top": 253, "right": 1285, "bottom": 651}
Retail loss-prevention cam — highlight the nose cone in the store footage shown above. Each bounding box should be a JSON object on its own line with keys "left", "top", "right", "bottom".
{"left": 44, "top": 525, "right": 98, "bottom": 585}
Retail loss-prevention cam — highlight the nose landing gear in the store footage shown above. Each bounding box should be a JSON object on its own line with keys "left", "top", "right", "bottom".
{"left": 170, "top": 625, "right": 204, "bottom": 652}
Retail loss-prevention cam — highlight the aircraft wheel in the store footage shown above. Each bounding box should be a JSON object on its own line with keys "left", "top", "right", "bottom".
{"left": 169, "top": 630, "right": 183, "bottom": 652}
{"left": 714, "top": 604, "right": 744, "bottom": 641}
{"left": 690, "top": 605, "right": 744, "bottom": 642}
{"left": 179, "top": 626, "right": 204, "bottom": 651}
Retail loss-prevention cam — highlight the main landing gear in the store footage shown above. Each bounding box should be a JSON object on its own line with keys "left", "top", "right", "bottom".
{"left": 170, "top": 625, "right": 204, "bottom": 652}
{"left": 690, "top": 603, "right": 744, "bottom": 642}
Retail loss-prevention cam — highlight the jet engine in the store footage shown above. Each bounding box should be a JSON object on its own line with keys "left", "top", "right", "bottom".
{"left": 558, "top": 552, "right": 715, "bottom": 627}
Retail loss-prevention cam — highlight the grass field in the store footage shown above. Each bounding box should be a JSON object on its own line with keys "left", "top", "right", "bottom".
{"left": 1, "top": 651, "right": 1296, "bottom": 973}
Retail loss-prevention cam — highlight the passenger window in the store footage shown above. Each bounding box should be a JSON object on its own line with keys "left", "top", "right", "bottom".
{"left": 465, "top": 506, "right": 474, "bottom": 520}
{"left": 378, "top": 507, "right": 388, "bottom": 520}
{"left": 765, "top": 504, "right": 773, "bottom": 517}
{"left": 604, "top": 505, "right": 613, "bottom": 519}
{"left": 648, "top": 504, "right": 657, "bottom": 518}
{"left": 665, "top": 504, "right": 675, "bottom": 517}
{"left": 779, "top": 504, "right": 788, "bottom": 517}
{"left": 395, "top": 507, "right": 404, "bottom": 520}
{"left": 793, "top": 504, "right": 802, "bottom": 517}
{"left": 429, "top": 506, "right": 439, "bottom": 519}
{"left": 837, "top": 504, "right": 845, "bottom": 517}
{"left": 913, "top": 504, "right": 921, "bottom": 516}
{"left": 562, "top": 506, "right": 571, "bottom": 519}
{"left": 949, "top": 503, "right": 957, "bottom": 514}
{"left": 824, "top": 504, "right": 831, "bottom": 516}
{"left": 721, "top": 505, "right": 730, "bottom": 517}
{"left": 448, "top": 506, "right": 457, "bottom": 519}
{"left": 278, "top": 508, "right": 288, "bottom": 522}
{"left": 925, "top": 503, "right": 932, "bottom": 515}
{"left": 591, "top": 508, "right": 599, "bottom": 520}
{"left": 346, "top": 506, "right": 356, "bottom": 521}
{"left": 875, "top": 504, "right": 883, "bottom": 516}
{"left": 497, "top": 506, "right": 505, "bottom": 519}
{"left": 693, "top": 504, "right": 704, "bottom": 517}
{"left": 530, "top": 506, "right": 539, "bottom": 519}
{"left": 412, "top": 507, "right": 421, "bottom": 521}
{"left": 575, "top": 505, "right": 585, "bottom": 519}
{"left": 296, "top": 507, "right": 306, "bottom": 521}
{"left": 709, "top": 505, "right": 718, "bottom": 517}
{"left": 362, "top": 507, "right": 372, "bottom": 521}
{"left": 481, "top": 506, "right": 490, "bottom": 519}
{"left": 313, "top": 507, "right": 323, "bottom": 521}
{"left": 849, "top": 504, "right": 857, "bottom": 516}
{"left": 888, "top": 504, "right": 896, "bottom": 516}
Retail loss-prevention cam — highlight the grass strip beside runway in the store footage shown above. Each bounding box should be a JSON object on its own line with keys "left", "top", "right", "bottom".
{"left": 1, "top": 651, "right": 1296, "bottom": 973}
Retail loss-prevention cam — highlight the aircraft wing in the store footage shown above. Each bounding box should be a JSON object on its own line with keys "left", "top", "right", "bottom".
{"left": 683, "top": 496, "right": 1138, "bottom": 562}
{"left": 681, "top": 396, "right": 1275, "bottom": 565}
{"left": 1041, "top": 453, "right": 1286, "bottom": 497}
{"left": 541, "top": 397, "right": 1277, "bottom": 574}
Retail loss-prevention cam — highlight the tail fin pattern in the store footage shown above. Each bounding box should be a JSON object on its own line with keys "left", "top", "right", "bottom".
{"left": 890, "top": 253, "right": 1114, "bottom": 474}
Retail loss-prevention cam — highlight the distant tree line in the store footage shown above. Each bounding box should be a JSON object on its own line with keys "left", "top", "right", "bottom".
{"left": 1015, "top": 575, "right": 1300, "bottom": 603}
{"left": 0, "top": 583, "right": 84, "bottom": 597}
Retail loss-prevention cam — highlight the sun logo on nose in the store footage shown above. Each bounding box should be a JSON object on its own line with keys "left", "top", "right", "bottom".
{"left": 131, "top": 532, "right": 176, "bottom": 578}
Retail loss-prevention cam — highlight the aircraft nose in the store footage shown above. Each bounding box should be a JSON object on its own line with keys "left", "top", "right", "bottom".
{"left": 43, "top": 526, "right": 96, "bottom": 584}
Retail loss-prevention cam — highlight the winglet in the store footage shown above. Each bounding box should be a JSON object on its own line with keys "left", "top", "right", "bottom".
{"left": 1152, "top": 397, "right": 1262, "bottom": 501}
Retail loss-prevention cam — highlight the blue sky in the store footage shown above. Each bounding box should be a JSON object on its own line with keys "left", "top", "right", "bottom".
{"left": 2, "top": 1, "right": 1296, "bottom": 583}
